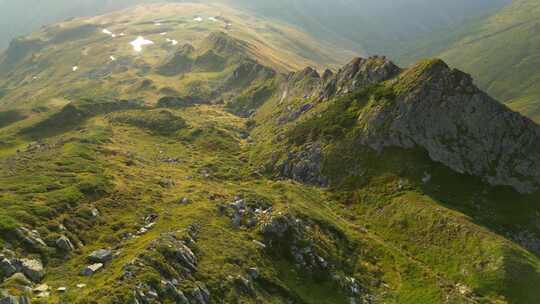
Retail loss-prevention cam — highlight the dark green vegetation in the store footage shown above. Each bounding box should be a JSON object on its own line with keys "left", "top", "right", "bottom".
{"left": 0, "top": 3, "right": 540, "bottom": 304}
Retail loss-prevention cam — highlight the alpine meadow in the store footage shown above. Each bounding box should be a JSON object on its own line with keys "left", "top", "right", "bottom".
{"left": 0, "top": 1, "right": 539, "bottom": 304}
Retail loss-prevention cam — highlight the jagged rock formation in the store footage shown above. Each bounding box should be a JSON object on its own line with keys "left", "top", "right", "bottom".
{"left": 356, "top": 59, "right": 540, "bottom": 193}
{"left": 271, "top": 57, "right": 540, "bottom": 193}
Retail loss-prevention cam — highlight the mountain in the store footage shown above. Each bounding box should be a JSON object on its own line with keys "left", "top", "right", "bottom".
{"left": 0, "top": 0, "right": 162, "bottom": 49}
{"left": 1, "top": 3, "right": 540, "bottom": 304}
{"left": 0, "top": 0, "right": 511, "bottom": 55}
{"left": 216, "top": 0, "right": 511, "bottom": 57}
{"left": 0, "top": 2, "right": 352, "bottom": 110}
{"left": 413, "top": 0, "right": 540, "bottom": 123}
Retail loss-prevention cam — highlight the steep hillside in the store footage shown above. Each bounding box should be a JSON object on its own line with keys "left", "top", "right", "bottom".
{"left": 1, "top": 3, "right": 540, "bottom": 304}
{"left": 428, "top": 0, "right": 540, "bottom": 122}
{"left": 217, "top": 0, "right": 510, "bottom": 58}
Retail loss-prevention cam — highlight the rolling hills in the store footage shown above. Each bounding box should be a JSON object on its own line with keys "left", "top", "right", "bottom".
{"left": 0, "top": 3, "right": 540, "bottom": 304}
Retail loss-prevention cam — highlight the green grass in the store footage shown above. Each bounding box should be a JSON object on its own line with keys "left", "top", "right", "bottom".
{"left": 0, "top": 2, "right": 539, "bottom": 302}
{"left": 432, "top": 0, "right": 540, "bottom": 121}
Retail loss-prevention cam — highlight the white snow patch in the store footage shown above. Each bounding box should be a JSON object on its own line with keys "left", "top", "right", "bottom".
{"left": 119, "top": 33, "right": 126, "bottom": 37}
{"left": 160, "top": 32, "right": 167, "bottom": 36}
{"left": 110, "top": 56, "right": 116, "bottom": 61}
{"left": 102, "top": 29, "right": 117, "bottom": 38}
{"left": 208, "top": 17, "right": 218, "bottom": 22}
{"left": 194, "top": 17, "right": 203, "bottom": 22}
{"left": 165, "top": 38, "right": 179, "bottom": 46}
{"left": 130, "top": 36, "right": 154, "bottom": 52}
{"left": 72, "top": 66, "right": 79, "bottom": 72}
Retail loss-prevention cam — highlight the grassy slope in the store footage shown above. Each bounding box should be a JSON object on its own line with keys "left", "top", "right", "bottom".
{"left": 1, "top": 3, "right": 540, "bottom": 303}
{"left": 429, "top": 0, "right": 540, "bottom": 122}
{"left": 0, "top": 103, "right": 435, "bottom": 302}
{"left": 0, "top": 3, "right": 353, "bottom": 111}
{"left": 249, "top": 67, "right": 540, "bottom": 303}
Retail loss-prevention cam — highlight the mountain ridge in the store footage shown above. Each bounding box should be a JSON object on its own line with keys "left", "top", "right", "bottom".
{"left": 1, "top": 3, "right": 540, "bottom": 304}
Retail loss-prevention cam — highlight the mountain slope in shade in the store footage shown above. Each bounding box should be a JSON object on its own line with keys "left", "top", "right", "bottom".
{"left": 216, "top": 0, "right": 511, "bottom": 57}
{"left": 431, "top": 0, "right": 540, "bottom": 122}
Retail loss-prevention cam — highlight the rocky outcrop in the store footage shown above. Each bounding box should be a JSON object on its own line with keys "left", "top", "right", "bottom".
{"left": 121, "top": 226, "right": 204, "bottom": 303}
{"left": 199, "top": 31, "right": 249, "bottom": 58}
{"left": 318, "top": 56, "right": 400, "bottom": 101}
{"left": 274, "top": 57, "right": 540, "bottom": 193}
{"left": 14, "top": 227, "right": 46, "bottom": 251}
{"left": 223, "top": 60, "right": 275, "bottom": 90}
{"left": 0, "top": 292, "right": 30, "bottom": 304}
{"left": 278, "top": 56, "right": 401, "bottom": 107}
{"left": 278, "top": 142, "right": 328, "bottom": 186}
{"left": 354, "top": 59, "right": 540, "bottom": 193}
{"left": 18, "top": 258, "right": 44, "bottom": 282}
{"left": 217, "top": 195, "right": 273, "bottom": 229}
{"left": 156, "top": 44, "right": 195, "bottom": 76}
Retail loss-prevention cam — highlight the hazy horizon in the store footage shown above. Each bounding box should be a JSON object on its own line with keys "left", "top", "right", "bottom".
{"left": 0, "top": 0, "right": 511, "bottom": 53}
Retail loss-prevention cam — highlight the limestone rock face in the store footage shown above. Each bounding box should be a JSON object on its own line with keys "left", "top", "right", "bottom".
{"left": 276, "top": 58, "right": 540, "bottom": 193}
{"left": 278, "top": 142, "right": 328, "bottom": 186}
{"left": 319, "top": 56, "right": 401, "bottom": 100}
{"left": 355, "top": 60, "right": 540, "bottom": 193}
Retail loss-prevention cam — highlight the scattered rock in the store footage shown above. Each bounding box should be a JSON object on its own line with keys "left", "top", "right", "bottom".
{"left": 19, "top": 258, "right": 44, "bottom": 282}
{"left": 233, "top": 275, "right": 254, "bottom": 296}
{"left": 219, "top": 196, "right": 272, "bottom": 229}
{"left": 15, "top": 228, "right": 46, "bottom": 250}
{"left": 57, "top": 287, "right": 67, "bottom": 293}
{"left": 55, "top": 235, "right": 75, "bottom": 252}
{"left": 190, "top": 282, "right": 210, "bottom": 304}
{"left": 252, "top": 240, "right": 266, "bottom": 249}
{"left": 7, "top": 273, "right": 32, "bottom": 287}
{"left": 90, "top": 208, "right": 100, "bottom": 217}
{"left": 0, "top": 292, "right": 30, "bottom": 304}
{"left": 33, "top": 284, "right": 49, "bottom": 293}
{"left": 0, "top": 259, "right": 17, "bottom": 278}
{"left": 81, "top": 263, "right": 104, "bottom": 276}
{"left": 88, "top": 249, "right": 113, "bottom": 263}
{"left": 158, "top": 178, "right": 175, "bottom": 188}
{"left": 247, "top": 267, "right": 259, "bottom": 280}
{"left": 422, "top": 172, "right": 432, "bottom": 184}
